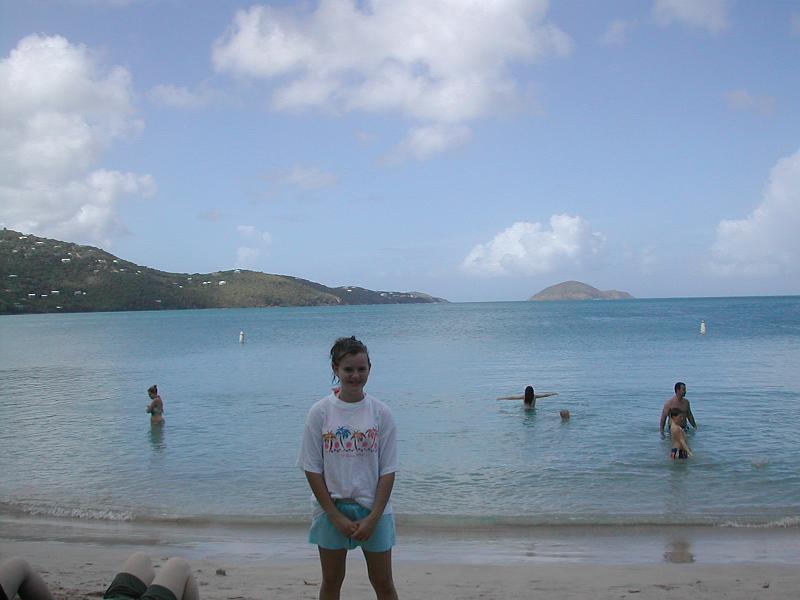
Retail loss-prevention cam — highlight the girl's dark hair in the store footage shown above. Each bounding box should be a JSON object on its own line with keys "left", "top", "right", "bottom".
{"left": 330, "top": 336, "right": 370, "bottom": 372}
{"left": 523, "top": 386, "right": 534, "bottom": 405}
{"left": 148, "top": 384, "right": 158, "bottom": 395}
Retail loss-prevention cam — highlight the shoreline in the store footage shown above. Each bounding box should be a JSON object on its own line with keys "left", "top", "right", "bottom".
{"left": 2, "top": 514, "right": 799, "bottom": 566}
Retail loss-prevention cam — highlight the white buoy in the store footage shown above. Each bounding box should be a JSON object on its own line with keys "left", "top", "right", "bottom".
{"left": 700, "top": 320, "right": 706, "bottom": 335}
{"left": 239, "top": 330, "right": 245, "bottom": 344}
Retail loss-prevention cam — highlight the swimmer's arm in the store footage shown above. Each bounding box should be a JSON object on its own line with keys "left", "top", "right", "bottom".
{"left": 146, "top": 397, "right": 158, "bottom": 413}
{"left": 659, "top": 405, "right": 669, "bottom": 434}
{"left": 534, "top": 392, "right": 558, "bottom": 399}
{"left": 686, "top": 404, "right": 697, "bottom": 429}
{"left": 497, "top": 395, "right": 524, "bottom": 400}
{"left": 304, "top": 471, "right": 357, "bottom": 535}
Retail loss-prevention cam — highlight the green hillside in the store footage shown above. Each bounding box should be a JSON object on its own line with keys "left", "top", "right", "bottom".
{"left": 0, "top": 229, "right": 446, "bottom": 314}
{"left": 529, "top": 280, "right": 633, "bottom": 301}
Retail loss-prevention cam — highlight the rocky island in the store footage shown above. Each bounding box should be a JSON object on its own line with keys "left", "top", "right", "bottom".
{"left": 0, "top": 229, "right": 447, "bottom": 314}
{"left": 529, "top": 280, "right": 633, "bottom": 301}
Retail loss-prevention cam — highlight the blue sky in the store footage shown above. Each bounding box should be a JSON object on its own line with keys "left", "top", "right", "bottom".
{"left": 1, "top": 0, "right": 799, "bottom": 301}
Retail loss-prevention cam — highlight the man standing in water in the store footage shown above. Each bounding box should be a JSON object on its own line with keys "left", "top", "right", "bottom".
{"left": 659, "top": 382, "right": 697, "bottom": 435}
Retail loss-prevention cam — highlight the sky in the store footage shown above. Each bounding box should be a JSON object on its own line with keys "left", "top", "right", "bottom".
{"left": 1, "top": 0, "right": 799, "bottom": 302}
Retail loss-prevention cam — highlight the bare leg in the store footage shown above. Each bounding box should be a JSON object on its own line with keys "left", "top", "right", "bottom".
{"left": 317, "top": 548, "right": 347, "bottom": 600}
{"left": 363, "top": 550, "right": 397, "bottom": 600}
{"left": 0, "top": 558, "right": 53, "bottom": 600}
{"left": 118, "top": 553, "right": 155, "bottom": 585}
{"left": 151, "top": 558, "right": 196, "bottom": 600}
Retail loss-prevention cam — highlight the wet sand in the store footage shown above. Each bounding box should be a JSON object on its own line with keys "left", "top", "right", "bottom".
{"left": 2, "top": 516, "right": 799, "bottom": 599}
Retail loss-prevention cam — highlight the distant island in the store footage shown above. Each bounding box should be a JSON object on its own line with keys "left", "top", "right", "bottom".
{"left": 529, "top": 280, "right": 634, "bottom": 301}
{"left": 0, "top": 229, "right": 447, "bottom": 314}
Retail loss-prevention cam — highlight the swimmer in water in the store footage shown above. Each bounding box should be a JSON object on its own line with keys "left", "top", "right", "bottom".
{"left": 669, "top": 408, "right": 692, "bottom": 459}
{"left": 497, "top": 386, "right": 558, "bottom": 410}
{"left": 146, "top": 384, "right": 164, "bottom": 425}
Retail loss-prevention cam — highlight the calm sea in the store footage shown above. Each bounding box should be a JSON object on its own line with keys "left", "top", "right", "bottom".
{"left": 1, "top": 298, "right": 799, "bottom": 530}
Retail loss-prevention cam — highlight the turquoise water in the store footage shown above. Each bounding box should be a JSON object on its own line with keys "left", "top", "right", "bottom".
{"left": 1, "top": 298, "right": 799, "bottom": 529}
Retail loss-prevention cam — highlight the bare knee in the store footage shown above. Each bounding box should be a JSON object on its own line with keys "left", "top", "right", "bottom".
{"left": 368, "top": 571, "right": 396, "bottom": 595}
{"left": 321, "top": 568, "right": 345, "bottom": 590}
{"left": 2, "top": 557, "right": 33, "bottom": 577}
{"left": 160, "top": 557, "right": 191, "bottom": 583}
{"left": 119, "top": 552, "right": 154, "bottom": 584}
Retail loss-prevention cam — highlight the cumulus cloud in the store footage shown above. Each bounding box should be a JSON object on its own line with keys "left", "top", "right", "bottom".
{"left": 461, "top": 214, "right": 606, "bottom": 276}
{"left": 390, "top": 124, "right": 471, "bottom": 162}
{"left": 600, "top": 19, "right": 635, "bottom": 46}
{"left": 235, "top": 246, "right": 261, "bottom": 269}
{"left": 0, "top": 34, "right": 152, "bottom": 245}
{"left": 212, "top": 0, "right": 571, "bottom": 159}
{"left": 725, "top": 89, "right": 775, "bottom": 115}
{"left": 237, "top": 224, "right": 272, "bottom": 243}
{"left": 235, "top": 224, "right": 272, "bottom": 269}
{"left": 709, "top": 150, "right": 800, "bottom": 277}
{"left": 653, "top": 0, "right": 730, "bottom": 33}
{"left": 148, "top": 84, "right": 230, "bottom": 109}
{"left": 282, "top": 166, "right": 337, "bottom": 191}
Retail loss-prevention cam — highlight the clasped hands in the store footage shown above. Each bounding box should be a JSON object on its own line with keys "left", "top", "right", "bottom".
{"left": 331, "top": 511, "right": 377, "bottom": 541}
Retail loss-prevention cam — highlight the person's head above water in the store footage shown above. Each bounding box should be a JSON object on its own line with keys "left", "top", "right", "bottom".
{"left": 674, "top": 381, "right": 686, "bottom": 396}
{"left": 523, "top": 386, "right": 535, "bottom": 405}
{"left": 330, "top": 336, "right": 371, "bottom": 380}
{"left": 147, "top": 384, "right": 158, "bottom": 397}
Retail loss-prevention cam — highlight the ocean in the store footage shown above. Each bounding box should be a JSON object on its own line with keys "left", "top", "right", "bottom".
{"left": 2, "top": 297, "right": 799, "bottom": 534}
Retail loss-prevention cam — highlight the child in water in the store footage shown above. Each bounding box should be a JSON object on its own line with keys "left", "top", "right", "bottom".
{"left": 298, "top": 336, "right": 399, "bottom": 599}
{"left": 146, "top": 385, "right": 164, "bottom": 425}
{"left": 497, "top": 385, "right": 558, "bottom": 409}
{"left": 669, "top": 408, "right": 692, "bottom": 459}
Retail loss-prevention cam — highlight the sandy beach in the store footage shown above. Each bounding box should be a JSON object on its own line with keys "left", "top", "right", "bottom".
{"left": 2, "top": 517, "right": 799, "bottom": 600}
{"left": 2, "top": 538, "right": 798, "bottom": 600}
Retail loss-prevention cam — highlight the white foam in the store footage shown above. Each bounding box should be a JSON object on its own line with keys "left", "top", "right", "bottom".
{"left": 19, "top": 503, "right": 134, "bottom": 522}
{"left": 720, "top": 516, "right": 800, "bottom": 529}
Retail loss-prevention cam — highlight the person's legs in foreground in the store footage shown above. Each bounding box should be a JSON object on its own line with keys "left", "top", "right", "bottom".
{"left": 0, "top": 558, "right": 54, "bottom": 600}
{"left": 363, "top": 550, "right": 398, "bottom": 600}
{"left": 150, "top": 558, "right": 198, "bottom": 600}
{"left": 317, "top": 548, "right": 347, "bottom": 600}
{"left": 106, "top": 553, "right": 197, "bottom": 600}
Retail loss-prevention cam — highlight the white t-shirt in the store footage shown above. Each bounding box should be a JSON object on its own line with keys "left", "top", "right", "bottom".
{"left": 298, "top": 392, "right": 398, "bottom": 518}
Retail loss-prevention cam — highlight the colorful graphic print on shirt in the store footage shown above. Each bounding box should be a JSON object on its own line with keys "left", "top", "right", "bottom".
{"left": 323, "top": 426, "right": 379, "bottom": 453}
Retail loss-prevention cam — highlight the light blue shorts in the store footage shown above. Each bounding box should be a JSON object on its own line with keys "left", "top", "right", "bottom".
{"left": 309, "top": 500, "right": 396, "bottom": 552}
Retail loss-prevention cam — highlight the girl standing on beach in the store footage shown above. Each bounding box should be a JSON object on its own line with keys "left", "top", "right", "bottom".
{"left": 298, "top": 336, "right": 399, "bottom": 600}
{"left": 146, "top": 385, "right": 164, "bottom": 425}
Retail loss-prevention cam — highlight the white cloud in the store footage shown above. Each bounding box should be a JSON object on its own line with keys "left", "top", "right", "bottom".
{"left": 600, "top": 19, "right": 635, "bottom": 46}
{"left": 283, "top": 166, "right": 337, "bottom": 190}
{"left": 235, "top": 246, "right": 261, "bottom": 269}
{"left": 237, "top": 224, "right": 272, "bottom": 243}
{"left": 390, "top": 124, "right": 471, "bottom": 162}
{"left": 212, "top": 0, "right": 571, "bottom": 159}
{"left": 725, "top": 89, "right": 775, "bottom": 115}
{"left": 0, "top": 34, "right": 152, "bottom": 245}
{"left": 653, "top": 0, "right": 730, "bottom": 33}
{"left": 235, "top": 223, "right": 272, "bottom": 268}
{"left": 461, "top": 214, "right": 606, "bottom": 276}
{"left": 148, "top": 84, "right": 230, "bottom": 109}
{"left": 709, "top": 150, "right": 800, "bottom": 277}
